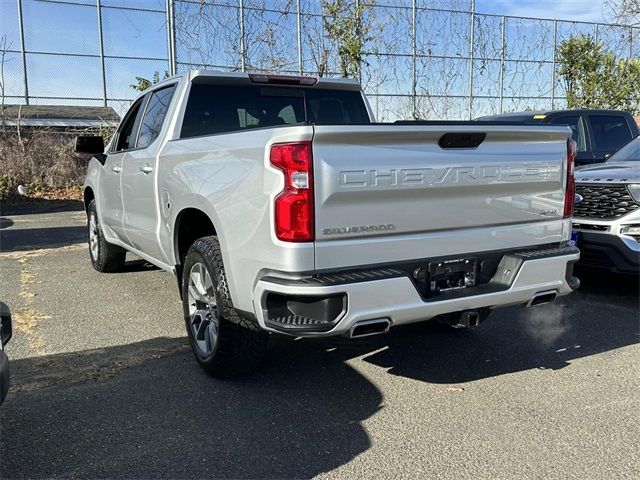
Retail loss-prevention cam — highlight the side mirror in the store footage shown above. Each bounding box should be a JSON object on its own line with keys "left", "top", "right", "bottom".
{"left": 0, "top": 302, "right": 11, "bottom": 347}
{"left": 75, "top": 135, "right": 104, "bottom": 154}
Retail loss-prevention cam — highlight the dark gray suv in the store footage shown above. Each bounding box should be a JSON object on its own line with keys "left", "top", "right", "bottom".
{"left": 477, "top": 109, "right": 639, "bottom": 166}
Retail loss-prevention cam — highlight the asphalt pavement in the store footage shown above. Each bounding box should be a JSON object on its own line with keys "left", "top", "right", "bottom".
{"left": 0, "top": 202, "right": 638, "bottom": 479}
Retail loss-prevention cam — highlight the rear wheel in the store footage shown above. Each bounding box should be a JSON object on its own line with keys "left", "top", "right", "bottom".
{"left": 87, "top": 200, "right": 126, "bottom": 272}
{"left": 181, "top": 236, "right": 268, "bottom": 378}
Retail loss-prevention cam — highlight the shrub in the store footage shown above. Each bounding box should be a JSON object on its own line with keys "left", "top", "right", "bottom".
{"left": 0, "top": 128, "right": 114, "bottom": 199}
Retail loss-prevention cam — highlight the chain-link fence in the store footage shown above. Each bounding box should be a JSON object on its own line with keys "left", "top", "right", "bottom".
{"left": 1, "top": 0, "right": 639, "bottom": 120}
{"left": 1, "top": 0, "right": 170, "bottom": 115}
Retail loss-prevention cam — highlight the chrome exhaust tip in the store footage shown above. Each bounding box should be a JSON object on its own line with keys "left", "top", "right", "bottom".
{"left": 350, "top": 318, "right": 391, "bottom": 338}
{"left": 527, "top": 290, "right": 558, "bottom": 307}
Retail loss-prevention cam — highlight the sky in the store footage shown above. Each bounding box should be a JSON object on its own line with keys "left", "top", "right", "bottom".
{"left": 0, "top": 0, "right": 626, "bottom": 119}
{"left": 475, "top": 0, "right": 609, "bottom": 23}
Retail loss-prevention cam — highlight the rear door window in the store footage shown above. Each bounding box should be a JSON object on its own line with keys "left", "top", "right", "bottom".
{"left": 549, "top": 115, "right": 587, "bottom": 152}
{"left": 588, "top": 115, "right": 633, "bottom": 151}
{"left": 136, "top": 84, "right": 177, "bottom": 149}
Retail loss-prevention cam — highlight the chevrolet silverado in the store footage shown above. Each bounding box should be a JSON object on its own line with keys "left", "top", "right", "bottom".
{"left": 78, "top": 71, "right": 580, "bottom": 377}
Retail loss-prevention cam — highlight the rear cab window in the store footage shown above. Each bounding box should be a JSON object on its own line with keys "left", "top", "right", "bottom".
{"left": 588, "top": 115, "right": 633, "bottom": 152}
{"left": 549, "top": 115, "right": 587, "bottom": 152}
{"left": 180, "top": 83, "right": 370, "bottom": 138}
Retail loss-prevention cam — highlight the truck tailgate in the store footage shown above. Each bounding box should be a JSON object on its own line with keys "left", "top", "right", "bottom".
{"left": 312, "top": 124, "right": 570, "bottom": 269}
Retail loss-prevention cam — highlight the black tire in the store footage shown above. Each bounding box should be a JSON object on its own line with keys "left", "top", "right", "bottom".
{"left": 181, "top": 236, "right": 268, "bottom": 378}
{"left": 87, "top": 199, "right": 126, "bottom": 273}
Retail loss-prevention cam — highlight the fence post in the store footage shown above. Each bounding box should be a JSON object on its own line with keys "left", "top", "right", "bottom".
{"left": 467, "top": 0, "right": 475, "bottom": 119}
{"left": 239, "top": 0, "right": 246, "bottom": 71}
{"left": 498, "top": 16, "right": 505, "bottom": 113}
{"left": 96, "top": 0, "right": 107, "bottom": 107}
{"left": 296, "top": 0, "right": 303, "bottom": 74}
{"left": 166, "top": 0, "right": 177, "bottom": 75}
{"left": 17, "top": 0, "right": 29, "bottom": 105}
{"left": 355, "top": 0, "right": 362, "bottom": 83}
{"left": 551, "top": 19, "right": 557, "bottom": 110}
{"left": 412, "top": 0, "right": 417, "bottom": 119}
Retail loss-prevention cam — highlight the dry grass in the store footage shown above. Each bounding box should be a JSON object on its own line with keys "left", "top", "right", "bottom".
{"left": 0, "top": 128, "right": 113, "bottom": 199}
{"left": 11, "top": 250, "right": 51, "bottom": 354}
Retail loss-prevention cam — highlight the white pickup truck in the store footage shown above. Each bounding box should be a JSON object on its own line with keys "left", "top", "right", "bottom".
{"left": 78, "top": 70, "right": 580, "bottom": 377}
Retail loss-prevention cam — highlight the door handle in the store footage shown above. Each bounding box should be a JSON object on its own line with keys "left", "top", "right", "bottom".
{"left": 112, "top": 165, "right": 122, "bottom": 173}
{"left": 140, "top": 165, "right": 153, "bottom": 174}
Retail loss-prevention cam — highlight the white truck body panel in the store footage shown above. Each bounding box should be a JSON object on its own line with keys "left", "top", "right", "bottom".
{"left": 311, "top": 125, "right": 570, "bottom": 269}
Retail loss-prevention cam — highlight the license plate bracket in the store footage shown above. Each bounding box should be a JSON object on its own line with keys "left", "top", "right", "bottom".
{"left": 428, "top": 258, "right": 477, "bottom": 295}
{"left": 571, "top": 230, "right": 579, "bottom": 244}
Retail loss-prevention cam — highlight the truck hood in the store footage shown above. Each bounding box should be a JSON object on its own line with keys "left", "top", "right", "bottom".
{"left": 576, "top": 161, "right": 640, "bottom": 184}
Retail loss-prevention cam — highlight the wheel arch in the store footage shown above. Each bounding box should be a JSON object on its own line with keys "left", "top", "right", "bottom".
{"left": 173, "top": 207, "right": 218, "bottom": 268}
{"left": 83, "top": 186, "right": 95, "bottom": 213}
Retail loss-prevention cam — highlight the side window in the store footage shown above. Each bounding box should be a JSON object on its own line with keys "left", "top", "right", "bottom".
{"left": 549, "top": 115, "right": 587, "bottom": 152}
{"left": 588, "top": 115, "right": 632, "bottom": 151}
{"left": 137, "top": 85, "right": 177, "bottom": 149}
{"left": 114, "top": 99, "right": 144, "bottom": 152}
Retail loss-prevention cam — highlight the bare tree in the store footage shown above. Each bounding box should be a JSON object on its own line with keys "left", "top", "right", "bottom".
{"left": 173, "top": 0, "right": 295, "bottom": 73}
{"left": 304, "top": 11, "right": 335, "bottom": 77}
{"left": 606, "top": 0, "right": 640, "bottom": 24}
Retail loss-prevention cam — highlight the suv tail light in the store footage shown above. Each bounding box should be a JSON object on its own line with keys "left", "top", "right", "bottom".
{"left": 270, "top": 142, "right": 314, "bottom": 242}
{"left": 564, "top": 138, "right": 577, "bottom": 218}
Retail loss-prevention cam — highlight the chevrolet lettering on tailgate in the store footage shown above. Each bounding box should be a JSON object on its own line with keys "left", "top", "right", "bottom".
{"left": 339, "top": 163, "right": 561, "bottom": 188}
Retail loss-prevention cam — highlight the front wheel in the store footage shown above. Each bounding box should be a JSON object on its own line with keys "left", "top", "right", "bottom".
{"left": 181, "top": 236, "right": 268, "bottom": 378}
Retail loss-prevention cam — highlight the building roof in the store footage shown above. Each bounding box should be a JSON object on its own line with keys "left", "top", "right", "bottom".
{"left": 0, "top": 105, "right": 120, "bottom": 128}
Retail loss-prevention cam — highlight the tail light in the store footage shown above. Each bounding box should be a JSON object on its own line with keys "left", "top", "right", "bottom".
{"left": 249, "top": 73, "right": 318, "bottom": 86}
{"left": 564, "top": 138, "right": 577, "bottom": 218}
{"left": 270, "top": 142, "right": 314, "bottom": 242}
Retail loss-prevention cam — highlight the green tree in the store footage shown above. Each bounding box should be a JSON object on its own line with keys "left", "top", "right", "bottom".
{"left": 557, "top": 34, "right": 640, "bottom": 115}
{"left": 130, "top": 71, "right": 170, "bottom": 92}
{"left": 322, "top": 0, "right": 375, "bottom": 78}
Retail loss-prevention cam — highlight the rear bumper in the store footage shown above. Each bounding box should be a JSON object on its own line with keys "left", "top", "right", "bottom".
{"left": 577, "top": 231, "right": 640, "bottom": 274}
{"left": 252, "top": 246, "right": 580, "bottom": 337}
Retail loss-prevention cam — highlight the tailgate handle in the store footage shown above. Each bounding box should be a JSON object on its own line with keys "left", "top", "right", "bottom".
{"left": 438, "top": 132, "right": 486, "bottom": 149}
